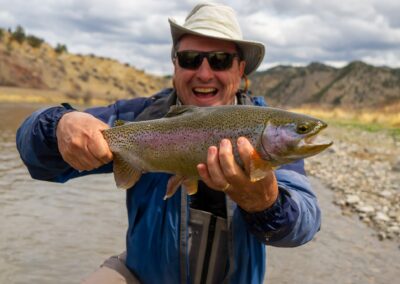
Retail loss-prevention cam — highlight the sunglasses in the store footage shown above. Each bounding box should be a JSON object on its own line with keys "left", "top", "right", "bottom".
{"left": 175, "top": 51, "right": 239, "bottom": 71}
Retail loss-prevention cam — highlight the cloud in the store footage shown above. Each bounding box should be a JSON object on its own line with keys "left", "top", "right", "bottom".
{"left": 0, "top": 0, "right": 399, "bottom": 75}
{"left": 239, "top": 0, "right": 400, "bottom": 67}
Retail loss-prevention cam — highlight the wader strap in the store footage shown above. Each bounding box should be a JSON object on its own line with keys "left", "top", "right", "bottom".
{"left": 188, "top": 208, "right": 229, "bottom": 284}
{"left": 180, "top": 191, "right": 189, "bottom": 284}
{"left": 224, "top": 197, "right": 236, "bottom": 283}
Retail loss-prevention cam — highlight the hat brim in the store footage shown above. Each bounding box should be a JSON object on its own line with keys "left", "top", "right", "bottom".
{"left": 169, "top": 18, "right": 265, "bottom": 75}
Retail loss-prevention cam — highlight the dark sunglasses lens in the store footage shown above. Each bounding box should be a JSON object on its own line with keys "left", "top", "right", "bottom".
{"left": 176, "top": 51, "right": 236, "bottom": 70}
{"left": 208, "top": 52, "right": 233, "bottom": 70}
{"left": 177, "top": 52, "right": 202, "bottom": 69}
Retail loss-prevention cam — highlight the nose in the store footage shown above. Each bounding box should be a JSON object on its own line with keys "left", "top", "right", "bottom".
{"left": 195, "top": 58, "right": 213, "bottom": 82}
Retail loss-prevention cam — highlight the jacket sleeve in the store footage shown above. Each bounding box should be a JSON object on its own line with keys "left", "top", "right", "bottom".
{"left": 16, "top": 98, "right": 150, "bottom": 183}
{"left": 239, "top": 159, "right": 321, "bottom": 247}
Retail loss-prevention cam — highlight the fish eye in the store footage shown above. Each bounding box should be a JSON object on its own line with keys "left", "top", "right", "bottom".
{"left": 297, "top": 123, "right": 310, "bottom": 134}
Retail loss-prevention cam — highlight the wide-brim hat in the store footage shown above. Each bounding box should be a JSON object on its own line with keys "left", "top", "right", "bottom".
{"left": 169, "top": 3, "right": 265, "bottom": 75}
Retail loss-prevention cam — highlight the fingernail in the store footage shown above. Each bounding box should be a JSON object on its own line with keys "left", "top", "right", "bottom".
{"left": 208, "top": 146, "right": 216, "bottom": 154}
{"left": 237, "top": 137, "right": 245, "bottom": 145}
{"left": 221, "top": 139, "right": 229, "bottom": 147}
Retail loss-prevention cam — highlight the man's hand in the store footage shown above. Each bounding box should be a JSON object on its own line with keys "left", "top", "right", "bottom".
{"left": 56, "top": 112, "right": 113, "bottom": 171}
{"left": 197, "top": 137, "right": 279, "bottom": 213}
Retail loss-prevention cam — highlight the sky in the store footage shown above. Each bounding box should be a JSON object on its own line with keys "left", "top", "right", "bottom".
{"left": 0, "top": 0, "right": 399, "bottom": 75}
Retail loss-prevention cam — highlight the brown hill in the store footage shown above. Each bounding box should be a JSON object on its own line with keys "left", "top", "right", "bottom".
{"left": 1, "top": 27, "right": 399, "bottom": 113}
{"left": 0, "top": 28, "right": 170, "bottom": 104}
{"left": 249, "top": 61, "right": 400, "bottom": 110}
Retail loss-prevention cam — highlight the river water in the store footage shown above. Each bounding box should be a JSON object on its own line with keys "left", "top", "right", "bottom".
{"left": 1, "top": 103, "right": 399, "bottom": 284}
{"left": 0, "top": 103, "right": 127, "bottom": 284}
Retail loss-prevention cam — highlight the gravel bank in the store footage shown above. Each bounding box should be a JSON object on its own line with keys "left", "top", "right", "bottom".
{"left": 266, "top": 177, "right": 400, "bottom": 284}
{"left": 306, "top": 125, "right": 400, "bottom": 241}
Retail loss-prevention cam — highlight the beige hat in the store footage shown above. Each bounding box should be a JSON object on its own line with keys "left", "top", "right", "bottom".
{"left": 169, "top": 3, "right": 265, "bottom": 75}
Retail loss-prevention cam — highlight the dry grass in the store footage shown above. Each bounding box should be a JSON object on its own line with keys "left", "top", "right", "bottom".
{"left": 290, "top": 104, "right": 400, "bottom": 129}
{"left": 0, "top": 86, "right": 110, "bottom": 106}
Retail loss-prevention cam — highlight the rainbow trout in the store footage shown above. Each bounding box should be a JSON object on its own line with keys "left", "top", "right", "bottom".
{"left": 102, "top": 105, "right": 332, "bottom": 199}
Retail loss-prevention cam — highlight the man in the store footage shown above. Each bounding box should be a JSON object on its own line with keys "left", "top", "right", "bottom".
{"left": 16, "top": 3, "right": 320, "bottom": 284}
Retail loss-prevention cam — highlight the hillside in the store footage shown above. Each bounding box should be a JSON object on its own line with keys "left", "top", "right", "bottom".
{"left": 0, "top": 28, "right": 170, "bottom": 104}
{"left": 0, "top": 26, "right": 399, "bottom": 114}
{"left": 249, "top": 61, "right": 400, "bottom": 110}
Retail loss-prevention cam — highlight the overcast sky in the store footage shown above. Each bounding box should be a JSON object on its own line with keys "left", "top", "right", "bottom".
{"left": 0, "top": 0, "right": 399, "bottom": 75}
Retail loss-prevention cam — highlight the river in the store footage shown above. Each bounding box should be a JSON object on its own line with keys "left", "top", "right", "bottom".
{"left": 0, "top": 103, "right": 127, "bottom": 283}
{"left": 1, "top": 103, "right": 399, "bottom": 284}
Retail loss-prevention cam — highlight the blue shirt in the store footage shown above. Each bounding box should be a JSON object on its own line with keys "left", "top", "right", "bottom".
{"left": 16, "top": 89, "right": 321, "bottom": 283}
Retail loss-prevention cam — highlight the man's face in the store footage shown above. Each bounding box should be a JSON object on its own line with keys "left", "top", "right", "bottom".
{"left": 173, "top": 35, "right": 246, "bottom": 107}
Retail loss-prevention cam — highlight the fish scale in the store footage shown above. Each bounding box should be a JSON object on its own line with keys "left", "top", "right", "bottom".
{"left": 102, "top": 104, "right": 332, "bottom": 198}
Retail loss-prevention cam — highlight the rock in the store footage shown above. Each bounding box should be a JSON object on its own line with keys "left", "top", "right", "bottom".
{"left": 308, "top": 126, "right": 400, "bottom": 242}
{"left": 334, "top": 199, "right": 346, "bottom": 206}
{"left": 392, "top": 158, "right": 400, "bottom": 172}
{"left": 326, "top": 144, "right": 338, "bottom": 154}
{"left": 378, "top": 190, "right": 392, "bottom": 198}
{"left": 375, "top": 212, "right": 391, "bottom": 222}
{"left": 356, "top": 205, "right": 375, "bottom": 214}
{"left": 387, "top": 226, "right": 400, "bottom": 234}
{"left": 378, "top": 231, "right": 387, "bottom": 240}
{"left": 345, "top": 195, "right": 360, "bottom": 205}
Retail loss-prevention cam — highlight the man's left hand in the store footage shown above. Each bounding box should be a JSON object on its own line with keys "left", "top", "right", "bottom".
{"left": 197, "top": 137, "right": 279, "bottom": 213}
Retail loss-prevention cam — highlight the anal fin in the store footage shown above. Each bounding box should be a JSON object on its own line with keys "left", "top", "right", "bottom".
{"left": 113, "top": 153, "right": 142, "bottom": 189}
{"left": 164, "top": 176, "right": 199, "bottom": 200}
{"left": 182, "top": 179, "right": 198, "bottom": 196}
{"left": 165, "top": 175, "right": 184, "bottom": 200}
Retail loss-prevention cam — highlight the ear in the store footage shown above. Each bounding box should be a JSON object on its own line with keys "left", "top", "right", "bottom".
{"left": 239, "top": 60, "right": 246, "bottom": 77}
{"left": 172, "top": 60, "right": 178, "bottom": 88}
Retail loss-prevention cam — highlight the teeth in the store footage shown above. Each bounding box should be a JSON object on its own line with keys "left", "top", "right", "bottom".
{"left": 305, "top": 135, "right": 317, "bottom": 144}
{"left": 194, "top": 88, "right": 216, "bottom": 93}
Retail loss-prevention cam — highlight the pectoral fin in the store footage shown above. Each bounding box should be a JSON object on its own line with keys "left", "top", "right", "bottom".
{"left": 165, "top": 175, "right": 184, "bottom": 200}
{"left": 113, "top": 153, "right": 142, "bottom": 189}
{"left": 182, "top": 179, "right": 198, "bottom": 195}
{"left": 249, "top": 150, "right": 274, "bottom": 182}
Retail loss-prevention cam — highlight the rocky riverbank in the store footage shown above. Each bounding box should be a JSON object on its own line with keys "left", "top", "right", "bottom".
{"left": 306, "top": 124, "right": 400, "bottom": 242}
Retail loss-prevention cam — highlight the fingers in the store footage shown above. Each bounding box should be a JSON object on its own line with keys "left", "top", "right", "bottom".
{"left": 197, "top": 138, "right": 249, "bottom": 192}
{"left": 59, "top": 135, "right": 104, "bottom": 171}
{"left": 218, "top": 139, "right": 247, "bottom": 186}
{"left": 197, "top": 146, "right": 230, "bottom": 191}
{"left": 57, "top": 112, "right": 113, "bottom": 171}
{"left": 236, "top": 137, "right": 253, "bottom": 175}
{"left": 87, "top": 130, "right": 113, "bottom": 164}
{"left": 197, "top": 137, "right": 280, "bottom": 212}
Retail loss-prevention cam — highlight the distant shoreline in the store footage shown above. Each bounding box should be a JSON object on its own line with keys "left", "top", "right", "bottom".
{"left": 1, "top": 85, "right": 399, "bottom": 130}
{"left": 0, "top": 86, "right": 116, "bottom": 107}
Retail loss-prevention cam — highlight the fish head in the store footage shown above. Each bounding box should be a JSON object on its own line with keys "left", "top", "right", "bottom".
{"left": 260, "top": 111, "right": 333, "bottom": 166}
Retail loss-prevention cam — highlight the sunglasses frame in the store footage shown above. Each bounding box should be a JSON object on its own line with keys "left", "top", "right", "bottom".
{"left": 174, "top": 51, "right": 239, "bottom": 71}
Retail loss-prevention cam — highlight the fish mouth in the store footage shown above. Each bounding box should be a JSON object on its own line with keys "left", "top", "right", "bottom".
{"left": 300, "top": 123, "right": 333, "bottom": 152}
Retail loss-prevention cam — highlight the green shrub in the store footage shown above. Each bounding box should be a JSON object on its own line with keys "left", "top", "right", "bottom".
{"left": 0, "top": 28, "right": 4, "bottom": 41}
{"left": 55, "top": 43, "right": 68, "bottom": 54}
{"left": 26, "top": 35, "right": 44, "bottom": 48}
{"left": 11, "top": 25, "right": 26, "bottom": 43}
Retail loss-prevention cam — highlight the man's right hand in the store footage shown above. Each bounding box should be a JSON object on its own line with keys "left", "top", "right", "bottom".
{"left": 56, "top": 112, "right": 113, "bottom": 171}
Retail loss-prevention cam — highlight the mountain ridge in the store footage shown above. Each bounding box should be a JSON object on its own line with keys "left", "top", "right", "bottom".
{"left": 0, "top": 27, "right": 171, "bottom": 104}
{"left": 249, "top": 61, "right": 400, "bottom": 110}
{"left": 1, "top": 26, "right": 399, "bottom": 111}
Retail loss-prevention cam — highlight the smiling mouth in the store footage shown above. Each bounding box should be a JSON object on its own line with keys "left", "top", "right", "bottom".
{"left": 193, "top": 87, "right": 218, "bottom": 98}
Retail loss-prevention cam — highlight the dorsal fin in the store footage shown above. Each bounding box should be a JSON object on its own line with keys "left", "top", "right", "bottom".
{"left": 114, "top": 120, "right": 127, "bottom": 127}
{"left": 164, "top": 105, "right": 197, "bottom": 118}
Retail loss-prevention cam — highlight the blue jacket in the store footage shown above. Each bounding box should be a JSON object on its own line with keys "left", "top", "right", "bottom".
{"left": 16, "top": 89, "right": 320, "bottom": 283}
